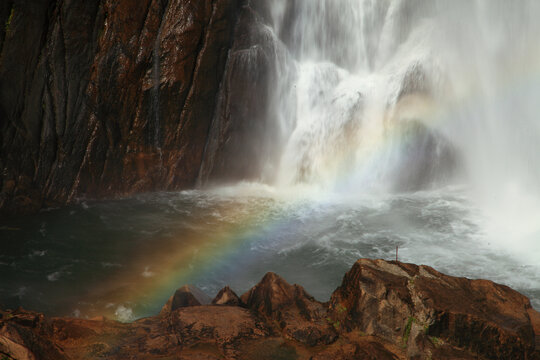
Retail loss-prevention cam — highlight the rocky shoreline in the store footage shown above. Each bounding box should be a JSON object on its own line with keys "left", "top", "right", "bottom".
{"left": 1, "top": 259, "right": 539, "bottom": 359}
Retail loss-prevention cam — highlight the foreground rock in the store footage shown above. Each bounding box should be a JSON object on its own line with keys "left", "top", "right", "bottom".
{"left": 240, "top": 272, "right": 337, "bottom": 346}
{"left": 212, "top": 286, "right": 242, "bottom": 306}
{"left": 160, "top": 284, "right": 212, "bottom": 314}
{"left": 330, "top": 259, "right": 539, "bottom": 359}
{"left": 1, "top": 259, "right": 539, "bottom": 359}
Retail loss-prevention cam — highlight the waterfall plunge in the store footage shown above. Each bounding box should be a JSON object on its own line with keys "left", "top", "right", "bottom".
{"left": 258, "top": 0, "right": 540, "bottom": 261}
{"left": 270, "top": 0, "right": 452, "bottom": 191}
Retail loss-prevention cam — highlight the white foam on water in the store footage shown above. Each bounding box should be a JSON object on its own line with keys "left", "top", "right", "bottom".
{"left": 47, "top": 272, "right": 62, "bottom": 282}
{"left": 115, "top": 305, "right": 134, "bottom": 323}
{"left": 253, "top": 0, "right": 540, "bottom": 286}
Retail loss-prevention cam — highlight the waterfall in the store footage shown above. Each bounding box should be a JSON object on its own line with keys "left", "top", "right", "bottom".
{"left": 266, "top": 0, "right": 452, "bottom": 191}
{"left": 258, "top": 0, "right": 540, "bottom": 260}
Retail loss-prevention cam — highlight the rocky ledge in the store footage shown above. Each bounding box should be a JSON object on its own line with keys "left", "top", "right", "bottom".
{"left": 1, "top": 259, "right": 539, "bottom": 359}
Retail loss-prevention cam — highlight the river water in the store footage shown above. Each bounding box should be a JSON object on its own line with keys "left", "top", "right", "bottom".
{"left": 1, "top": 184, "right": 539, "bottom": 321}
{"left": 2, "top": 0, "right": 540, "bottom": 321}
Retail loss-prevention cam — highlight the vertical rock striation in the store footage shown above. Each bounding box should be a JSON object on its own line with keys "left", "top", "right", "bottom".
{"left": 0, "top": 0, "right": 250, "bottom": 213}
{"left": 198, "top": 1, "right": 295, "bottom": 185}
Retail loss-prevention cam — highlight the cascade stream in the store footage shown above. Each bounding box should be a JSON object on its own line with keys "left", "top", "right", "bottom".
{"left": 1, "top": 0, "right": 540, "bottom": 321}
{"left": 260, "top": 0, "right": 540, "bottom": 262}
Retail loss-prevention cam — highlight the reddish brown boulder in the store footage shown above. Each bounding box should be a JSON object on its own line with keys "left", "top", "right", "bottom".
{"left": 212, "top": 286, "right": 242, "bottom": 306}
{"left": 310, "top": 336, "right": 401, "bottom": 360}
{"left": 0, "top": 309, "right": 67, "bottom": 360}
{"left": 160, "top": 285, "right": 211, "bottom": 315}
{"left": 330, "top": 259, "right": 537, "bottom": 359}
{"left": 167, "top": 306, "right": 270, "bottom": 352}
{"left": 529, "top": 308, "right": 540, "bottom": 353}
{"left": 241, "top": 272, "right": 337, "bottom": 346}
{"left": 0, "top": 259, "right": 539, "bottom": 359}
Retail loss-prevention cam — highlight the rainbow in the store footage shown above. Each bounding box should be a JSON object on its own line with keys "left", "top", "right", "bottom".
{"left": 82, "top": 190, "right": 308, "bottom": 320}
{"left": 84, "top": 45, "right": 540, "bottom": 321}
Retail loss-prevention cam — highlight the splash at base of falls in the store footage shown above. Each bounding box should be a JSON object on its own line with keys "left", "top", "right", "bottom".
{"left": 2, "top": 0, "right": 540, "bottom": 325}
{"left": 1, "top": 184, "right": 539, "bottom": 321}
{"left": 232, "top": 0, "right": 540, "bottom": 282}
{"left": 268, "top": 0, "right": 454, "bottom": 190}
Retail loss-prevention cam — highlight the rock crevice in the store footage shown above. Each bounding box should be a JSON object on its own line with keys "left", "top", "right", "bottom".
{"left": 1, "top": 259, "right": 539, "bottom": 359}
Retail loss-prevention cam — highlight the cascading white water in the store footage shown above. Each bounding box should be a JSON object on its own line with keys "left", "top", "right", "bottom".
{"left": 265, "top": 0, "right": 540, "bottom": 261}
{"left": 6, "top": 1, "right": 540, "bottom": 321}
{"left": 270, "top": 0, "right": 448, "bottom": 191}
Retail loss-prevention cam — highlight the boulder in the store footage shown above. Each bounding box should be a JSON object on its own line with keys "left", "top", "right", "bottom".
{"left": 1, "top": 259, "right": 539, "bottom": 359}
{"left": 160, "top": 285, "right": 211, "bottom": 315}
{"left": 330, "top": 258, "right": 538, "bottom": 359}
{"left": 310, "top": 337, "right": 400, "bottom": 360}
{"left": 212, "top": 286, "right": 242, "bottom": 306}
{"left": 241, "top": 272, "right": 337, "bottom": 346}
{"left": 168, "top": 306, "right": 270, "bottom": 349}
{"left": 0, "top": 310, "right": 67, "bottom": 360}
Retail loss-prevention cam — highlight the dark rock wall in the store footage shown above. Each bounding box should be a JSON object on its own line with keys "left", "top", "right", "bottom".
{"left": 0, "top": 0, "right": 254, "bottom": 213}
{"left": 198, "top": 2, "right": 295, "bottom": 185}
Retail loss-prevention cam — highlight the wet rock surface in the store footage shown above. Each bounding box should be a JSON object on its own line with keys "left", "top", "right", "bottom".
{"left": 160, "top": 284, "right": 212, "bottom": 315}
{"left": 1, "top": 259, "right": 539, "bottom": 359}
{"left": 330, "top": 259, "right": 540, "bottom": 359}
{"left": 240, "top": 272, "right": 337, "bottom": 346}
{"left": 212, "top": 286, "right": 242, "bottom": 306}
{"left": 0, "top": 0, "right": 279, "bottom": 214}
{"left": 198, "top": 1, "right": 295, "bottom": 185}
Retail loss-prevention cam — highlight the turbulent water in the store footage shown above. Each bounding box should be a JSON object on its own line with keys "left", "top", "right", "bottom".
{"left": 266, "top": 0, "right": 540, "bottom": 262}
{"left": 2, "top": 1, "right": 540, "bottom": 320}
{"left": 1, "top": 185, "right": 539, "bottom": 321}
{"left": 264, "top": 0, "right": 540, "bottom": 296}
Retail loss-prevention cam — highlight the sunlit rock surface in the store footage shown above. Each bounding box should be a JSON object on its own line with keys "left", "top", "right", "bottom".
{"left": 160, "top": 284, "right": 211, "bottom": 315}
{"left": 212, "top": 286, "right": 242, "bottom": 306}
{"left": 330, "top": 259, "right": 539, "bottom": 359}
{"left": 1, "top": 259, "right": 539, "bottom": 359}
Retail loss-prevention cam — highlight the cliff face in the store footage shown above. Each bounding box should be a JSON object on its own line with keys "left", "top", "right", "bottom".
{"left": 198, "top": 1, "right": 295, "bottom": 185}
{"left": 0, "top": 0, "right": 276, "bottom": 213}
{"left": 1, "top": 259, "right": 539, "bottom": 359}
